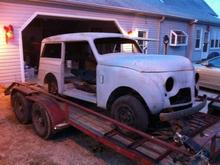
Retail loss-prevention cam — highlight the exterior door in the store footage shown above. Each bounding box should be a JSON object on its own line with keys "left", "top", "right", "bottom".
{"left": 201, "top": 31, "right": 210, "bottom": 59}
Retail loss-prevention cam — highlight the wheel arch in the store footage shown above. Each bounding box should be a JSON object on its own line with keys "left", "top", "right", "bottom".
{"left": 43, "top": 72, "right": 61, "bottom": 93}
{"left": 106, "top": 86, "right": 151, "bottom": 114}
{"left": 11, "top": 88, "right": 34, "bottom": 107}
{"left": 44, "top": 72, "right": 57, "bottom": 84}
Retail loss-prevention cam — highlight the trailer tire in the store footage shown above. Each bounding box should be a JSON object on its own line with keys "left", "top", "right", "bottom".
{"left": 13, "top": 92, "right": 31, "bottom": 124}
{"left": 32, "top": 102, "right": 53, "bottom": 139}
{"left": 11, "top": 91, "right": 16, "bottom": 107}
{"left": 111, "top": 95, "right": 149, "bottom": 132}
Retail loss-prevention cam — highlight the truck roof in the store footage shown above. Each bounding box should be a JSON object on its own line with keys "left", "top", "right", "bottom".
{"left": 42, "top": 32, "right": 125, "bottom": 43}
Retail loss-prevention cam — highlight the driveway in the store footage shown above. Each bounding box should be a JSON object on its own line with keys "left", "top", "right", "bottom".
{"left": 0, "top": 85, "right": 219, "bottom": 165}
{"left": 0, "top": 86, "right": 135, "bottom": 165}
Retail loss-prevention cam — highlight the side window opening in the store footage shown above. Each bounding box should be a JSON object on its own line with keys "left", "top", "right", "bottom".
{"left": 64, "top": 41, "right": 97, "bottom": 93}
{"left": 42, "top": 43, "right": 61, "bottom": 58}
{"left": 94, "top": 38, "right": 141, "bottom": 55}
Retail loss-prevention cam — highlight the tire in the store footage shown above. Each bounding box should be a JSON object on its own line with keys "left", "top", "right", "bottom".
{"left": 31, "top": 102, "right": 53, "bottom": 139}
{"left": 13, "top": 92, "right": 31, "bottom": 124}
{"left": 111, "top": 95, "right": 149, "bottom": 132}
{"left": 47, "top": 78, "right": 58, "bottom": 94}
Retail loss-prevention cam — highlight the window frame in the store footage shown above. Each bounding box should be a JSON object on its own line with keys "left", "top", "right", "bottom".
{"left": 195, "top": 29, "right": 202, "bottom": 50}
{"left": 94, "top": 37, "right": 142, "bottom": 55}
{"left": 169, "top": 30, "right": 188, "bottom": 47}
{"left": 136, "top": 28, "right": 149, "bottom": 54}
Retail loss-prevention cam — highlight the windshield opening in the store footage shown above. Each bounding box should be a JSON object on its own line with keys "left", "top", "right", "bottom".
{"left": 94, "top": 37, "right": 142, "bottom": 55}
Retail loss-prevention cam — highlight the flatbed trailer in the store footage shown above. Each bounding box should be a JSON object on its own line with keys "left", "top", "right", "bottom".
{"left": 5, "top": 82, "right": 220, "bottom": 164}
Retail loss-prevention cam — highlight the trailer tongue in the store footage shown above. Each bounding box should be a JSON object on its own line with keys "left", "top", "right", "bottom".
{"left": 5, "top": 82, "right": 220, "bottom": 165}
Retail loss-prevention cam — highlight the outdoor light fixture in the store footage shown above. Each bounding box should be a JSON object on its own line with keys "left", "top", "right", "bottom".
{"left": 128, "top": 30, "right": 133, "bottom": 35}
{"left": 4, "top": 25, "right": 14, "bottom": 43}
{"left": 127, "top": 29, "right": 137, "bottom": 37}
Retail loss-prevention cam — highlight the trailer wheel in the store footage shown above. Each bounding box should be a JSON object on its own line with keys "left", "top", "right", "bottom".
{"left": 31, "top": 102, "right": 53, "bottom": 139}
{"left": 111, "top": 95, "right": 149, "bottom": 132}
{"left": 13, "top": 92, "right": 31, "bottom": 124}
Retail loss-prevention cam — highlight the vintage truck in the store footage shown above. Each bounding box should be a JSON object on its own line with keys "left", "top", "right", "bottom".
{"left": 37, "top": 32, "right": 206, "bottom": 131}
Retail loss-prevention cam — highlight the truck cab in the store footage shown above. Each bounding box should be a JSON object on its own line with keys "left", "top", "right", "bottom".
{"left": 38, "top": 32, "right": 206, "bottom": 131}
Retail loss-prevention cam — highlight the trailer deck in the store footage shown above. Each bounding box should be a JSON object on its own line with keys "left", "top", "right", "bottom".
{"left": 5, "top": 82, "right": 220, "bottom": 164}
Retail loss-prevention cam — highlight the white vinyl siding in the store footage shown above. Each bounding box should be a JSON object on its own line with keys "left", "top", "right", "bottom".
{"left": 0, "top": 1, "right": 159, "bottom": 84}
{"left": 159, "top": 20, "right": 188, "bottom": 56}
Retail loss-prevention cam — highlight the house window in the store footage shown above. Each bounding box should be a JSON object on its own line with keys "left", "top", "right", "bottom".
{"left": 137, "top": 30, "right": 148, "bottom": 53}
{"left": 216, "top": 40, "right": 219, "bottom": 48}
{"left": 170, "top": 30, "right": 188, "bottom": 46}
{"left": 210, "top": 31, "right": 220, "bottom": 49}
{"left": 211, "top": 39, "right": 215, "bottom": 48}
{"left": 195, "top": 29, "right": 202, "bottom": 49}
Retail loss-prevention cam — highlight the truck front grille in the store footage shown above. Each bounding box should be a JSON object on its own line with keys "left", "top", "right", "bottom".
{"left": 169, "top": 88, "right": 191, "bottom": 105}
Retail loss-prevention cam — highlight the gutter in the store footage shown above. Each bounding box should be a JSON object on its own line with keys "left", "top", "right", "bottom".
{"left": 185, "top": 19, "right": 198, "bottom": 60}
{"left": 157, "top": 16, "right": 165, "bottom": 54}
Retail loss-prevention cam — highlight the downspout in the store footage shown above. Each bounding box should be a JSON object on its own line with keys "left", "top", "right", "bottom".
{"left": 157, "top": 16, "right": 165, "bottom": 54}
{"left": 186, "top": 19, "right": 198, "bottom": 60}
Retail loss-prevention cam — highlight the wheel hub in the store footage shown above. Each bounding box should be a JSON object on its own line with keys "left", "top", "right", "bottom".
{"left": 118, "top": 106, "right": 135, "bottom": 125}
{"left": 35, "top": 111, "right": 45, "bottom": 128}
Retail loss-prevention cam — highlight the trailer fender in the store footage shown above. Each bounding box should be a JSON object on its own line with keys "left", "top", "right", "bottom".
{"left": 11, "top": 86, "right": 37, "bottom": 96}
{"left": 26, "top": 95, "right": 66, "bottom": 130}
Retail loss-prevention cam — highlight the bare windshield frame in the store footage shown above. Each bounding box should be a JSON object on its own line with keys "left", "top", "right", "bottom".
{"left": 94, "top": 37, "right": 142, "bottom": 55}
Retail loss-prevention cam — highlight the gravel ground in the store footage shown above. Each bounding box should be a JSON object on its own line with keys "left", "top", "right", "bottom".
{"left": 0, "top": 86, "right": 136, "bottom": 165}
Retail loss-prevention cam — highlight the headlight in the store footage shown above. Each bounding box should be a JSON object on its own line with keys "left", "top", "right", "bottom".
{"left": 165, "top": 77, "right": 174, "bottom": 92}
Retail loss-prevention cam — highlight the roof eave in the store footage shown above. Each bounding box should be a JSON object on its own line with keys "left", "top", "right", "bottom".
{"left": 25, "top": 0, "right": 220, "bottom": 26}
{"left": 27, "top": 0, "right": 193, "bottom": 20}
{"left": 197, "top": 20, "right": 220, "bottom": 27}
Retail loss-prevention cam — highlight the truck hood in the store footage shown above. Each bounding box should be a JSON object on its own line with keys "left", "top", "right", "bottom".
{"left": 99, "top": 54, "right": 193, "bottom": 72}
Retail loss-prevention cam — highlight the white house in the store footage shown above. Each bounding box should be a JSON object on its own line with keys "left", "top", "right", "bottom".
{"left": 0, "top": 0, "right": 220, "bottom": 84}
